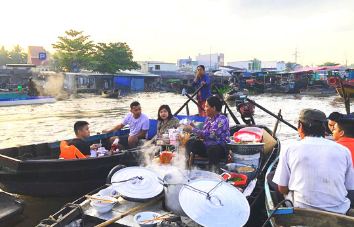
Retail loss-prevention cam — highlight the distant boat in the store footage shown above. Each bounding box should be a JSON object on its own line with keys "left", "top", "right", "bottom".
{"left": 0, "top": 91, "right": 56, "bottom": 106}
{"left": 101, "top": 90, "right": 121, "bottom": 98}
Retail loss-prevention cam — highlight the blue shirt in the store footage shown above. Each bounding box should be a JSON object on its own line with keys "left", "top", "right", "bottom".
{"left": 191, "top": 74, "right": 211, "bottom": 101}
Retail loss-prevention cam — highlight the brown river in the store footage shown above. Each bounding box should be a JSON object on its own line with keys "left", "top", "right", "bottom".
{"left": 0, "top": 92, "right": 349, "bottom": 226}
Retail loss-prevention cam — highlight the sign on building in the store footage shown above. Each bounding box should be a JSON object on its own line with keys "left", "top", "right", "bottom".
{"left": 38, "top": 52, "right": 47, "bottom": 60}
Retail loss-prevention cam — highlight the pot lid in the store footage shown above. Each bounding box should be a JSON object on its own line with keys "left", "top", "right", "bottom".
{"left": 111, "top": 167, "right": 163, "bottom": 200}
{"left": 179, "top": 178, "right": 250, "bottom": 227}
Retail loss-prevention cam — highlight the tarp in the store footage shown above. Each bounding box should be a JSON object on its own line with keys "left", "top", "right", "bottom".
{"left": 289, "top": 66, "right": 343, "bottom": 73}
{"left": 114, "top": 76, "right": 131, "bottom": 87}
{"left": 131, "top": 77, "right": 145, "bottom": 91}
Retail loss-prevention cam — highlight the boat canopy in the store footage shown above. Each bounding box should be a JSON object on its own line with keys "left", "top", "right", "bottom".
{"left": 289, "top": 66, "right": 344, "bottom": 73}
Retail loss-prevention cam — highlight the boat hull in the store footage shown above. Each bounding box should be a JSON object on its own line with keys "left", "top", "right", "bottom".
{"left": 0, "top": 97, "right": 56, "bottom": 106}
{"left": 0, "top": 192, "right": 26, "bottom": 227}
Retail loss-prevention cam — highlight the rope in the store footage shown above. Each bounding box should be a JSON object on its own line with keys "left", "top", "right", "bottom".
{"left": 111, "top": 176, "right": 144, "bottom": 184}
{"left": 261, "top": 199, "right": 294, "bottom": 227}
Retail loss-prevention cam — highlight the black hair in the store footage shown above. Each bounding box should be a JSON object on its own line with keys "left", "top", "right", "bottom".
{"left": 130, "top": 101, "right": 140, "bottom": 109}
{"left": 74, "top": 121, "right": 89, "bottom": 135}
{"left": 197, "top": 65, "right": 205, "bottom": 71}
{"left": 328, "top": 112, "right": 343, "bottom": 121}
{"left": 298, "top": 121, "right": 325, "bottom": 138}
{"left": 336, "top": 118, "right": 354, "bottom": 138}
{"left": 206, "top": 96, "right": 222, "bottom": 112}
{"left": 157, "top": 105, "right": 173, "bottom": 121}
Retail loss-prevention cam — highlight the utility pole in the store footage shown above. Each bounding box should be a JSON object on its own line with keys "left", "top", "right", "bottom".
{"left": 293, "top": 48, "right": 300, "bottom": 63}
{"left": 210, "top": 46, "right": 211, "bottom": 71}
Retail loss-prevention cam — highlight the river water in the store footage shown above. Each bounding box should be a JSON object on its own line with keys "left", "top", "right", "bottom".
{"left": 0, "top": 92, "right": 349, "bottom": 226}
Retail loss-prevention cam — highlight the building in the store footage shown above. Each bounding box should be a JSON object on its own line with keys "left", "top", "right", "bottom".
{"left": 27, "top": 46, "right": 51, "bottom": 71}
{"left": 137, "top": 61, "right": 177, "bottom": 73}
{"left": 227, "top": 60, "right": 261, "bottom": 72}
{"left": 261, "top": 61, "right": 286, "bottom": 71}
{"left": 196, "top": 53, "right": 224, "bottom": 70}
{"left": 177, "top": 57, "right": 198, "bottom": 71}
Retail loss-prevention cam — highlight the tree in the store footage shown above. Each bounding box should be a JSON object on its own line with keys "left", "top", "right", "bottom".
{"left": 320, "top": 62, "right": 340, "bottom": 66}
{"left": 92, "top": 42, "right": 140, "bottom": 74}
{"left": 286, "top": 61, "right": 296, "bottom": 71}
{"left": 0, "top": 46, "right": 9, "bottom": 66}
{"left": 52, "top": 30, "right": 95, "bottom": 72}
{"left": 8, "top": 45, "right": 27, "bottom": 64}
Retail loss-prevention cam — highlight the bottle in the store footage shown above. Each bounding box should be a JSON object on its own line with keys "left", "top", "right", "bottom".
{"left": 110, "top": 138, "right": 119, "bottom": 152}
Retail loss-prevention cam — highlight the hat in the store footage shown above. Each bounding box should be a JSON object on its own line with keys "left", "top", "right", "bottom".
{"left": 295, "top": 109, "right": 327, "bottom": 126}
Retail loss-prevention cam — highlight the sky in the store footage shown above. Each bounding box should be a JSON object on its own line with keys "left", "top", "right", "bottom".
{"left": 1, "top": 0, "right": 353, "bottom": 66}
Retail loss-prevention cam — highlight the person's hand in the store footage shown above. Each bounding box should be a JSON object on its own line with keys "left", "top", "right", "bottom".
{"left": 102, "top": 129, "right": 109, "bottom": 134}
{"left": 184, "top": 125, "right": 193, "bottom": 132}
{"left": 90, "top": 144, "right": 100, "bottom": 150}
{"left": 189, "top": 121, "right": 196, "bottom": 128}
{"left": 201, "top": 81, "right": 206, "bottom": 85}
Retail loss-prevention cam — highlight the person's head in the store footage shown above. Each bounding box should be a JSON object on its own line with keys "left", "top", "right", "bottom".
{"left": 74, "top": 121, "right": 90, "bottom": 140}
{"left": 157, "top": 105, "right": 173, "bottom": 121}
{"left": 130, "top": 101, "right": 141, "bottom": 118}
{"left": 333, "top": 118, "right": 354, "bottom": 141}
{"left": 205, "top": 96, "right": 222, "bottom": 117}
{"left": 328, "top": 112, "right": 343, "bottom": 132}
{"left": 295, "top": 109, "right": 326, "bottom": 139}
{"left": 197, "top": 65, "right": 205, "bottom": 77}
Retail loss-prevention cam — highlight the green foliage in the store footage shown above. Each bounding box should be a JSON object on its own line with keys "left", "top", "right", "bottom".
{"left": 0, "top": 46, "right": 8, "bottom": 66}
{"left": 320, "top": 62, "right": 340, "bottom": 66}
{"left": 9, "top": 45, "right": 27, "bottom": 64}
{"left": 286, "top": 61, "right": 297, "bottom": 71}
{"left": 92, "top": 42, "right": 140, "bottom": 73}
{"left": 52, "top": 29, "right": 95, "bottom": 72}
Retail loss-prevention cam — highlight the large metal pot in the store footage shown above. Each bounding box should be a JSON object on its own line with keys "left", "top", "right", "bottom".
{"left": 163, "top": 169, "right": 222, "bottom": 216}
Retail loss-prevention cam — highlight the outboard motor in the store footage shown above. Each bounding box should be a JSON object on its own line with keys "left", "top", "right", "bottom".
{"left": 235, "top": 95, "right": 255, "bottom": 125}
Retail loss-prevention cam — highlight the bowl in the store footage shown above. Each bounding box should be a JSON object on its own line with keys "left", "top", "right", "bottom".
{"left": 90, "top": 195, "right": 117, "bottom": 213}
{"left": 97, "top": 188, "right": 117, "bottom": 197}
{"left": 134, "top": 211, "right": 161, "bottom": 227}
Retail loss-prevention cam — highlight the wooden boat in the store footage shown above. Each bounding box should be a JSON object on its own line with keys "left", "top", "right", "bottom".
{"left": 264, "top": 157, "right": 354, "bottom": 227}
{"left": 0, "top": 91, "right": 56, "bottom": 106}
{"left": 0, "top": 191, "right": 26, "bottom": 227}
{"left": 101, "top": 90, "right": 121, "bottom": 98}
{"left": 328, "top": 77, "right": 354, "bottom": 98}
{"left": 36, "top": 124, "right": 280, "bottom": 227}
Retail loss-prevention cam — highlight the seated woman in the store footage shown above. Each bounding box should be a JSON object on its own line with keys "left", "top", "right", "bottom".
{"left": 156, "top": 104, "right": 180, "bottom": 137}
{"left": 184, "top": 96, "right": 230, "bottom": 167}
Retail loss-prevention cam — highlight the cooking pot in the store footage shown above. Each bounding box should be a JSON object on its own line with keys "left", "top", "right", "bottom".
{"left": 162, "top": 169, "right": 222, "bottom": 216}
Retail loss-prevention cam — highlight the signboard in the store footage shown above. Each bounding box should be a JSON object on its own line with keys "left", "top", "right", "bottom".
{"left": 38, "top": 52, "right": 47, "bottom": 60}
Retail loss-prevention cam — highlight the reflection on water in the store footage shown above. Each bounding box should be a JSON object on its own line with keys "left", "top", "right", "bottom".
{"left": 0, "top": 92, "right": 349, "bottom": 226}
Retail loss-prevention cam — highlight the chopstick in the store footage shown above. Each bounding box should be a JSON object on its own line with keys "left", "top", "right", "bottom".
{"left": 85, "top": 195, "right": 115, "bottom": 203}
{"left": 140, "top": 211, "right": 172, "bottom": 223}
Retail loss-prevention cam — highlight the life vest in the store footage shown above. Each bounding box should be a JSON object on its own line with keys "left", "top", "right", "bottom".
{"left": 59, "top": 141, "right": 87, "bottom": 159}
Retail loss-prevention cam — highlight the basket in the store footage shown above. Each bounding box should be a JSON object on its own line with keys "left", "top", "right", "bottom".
{"left": 227, "top": 143, "right": 264, "bottom": 155}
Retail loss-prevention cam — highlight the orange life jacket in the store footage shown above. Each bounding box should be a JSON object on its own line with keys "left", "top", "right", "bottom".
{"left": 59, "top": 141, "right": 87, "bottom": 159}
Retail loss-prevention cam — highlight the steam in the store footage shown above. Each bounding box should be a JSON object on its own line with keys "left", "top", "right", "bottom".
{"left": 33, "top": 73, "right": 68, "bottom": 97}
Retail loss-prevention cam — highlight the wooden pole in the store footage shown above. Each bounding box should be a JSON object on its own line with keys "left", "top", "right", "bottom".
{"left": 272, "top": 109, "right": 281, "bottom": 137}
{"left": 185, "top": 93, "right": 205, "bottom": 113}
{"left": 94, "top": 194, "right": 164, "bottom": 227}
{"left": 339, "top": 77, "right": 350, "bottom": 114}
{"left": 174, "top": 84, "right": 205, "bottom": 115}
{"left": 246, "top": 98, "right": 298, "bottom": 131}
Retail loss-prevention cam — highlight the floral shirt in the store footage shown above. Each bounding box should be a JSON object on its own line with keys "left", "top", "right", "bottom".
{"left": 192, "top": 113, "right": 230, "bottom": 148}
{"left": 157, "top": 117, "right": 180, "bottom": 135}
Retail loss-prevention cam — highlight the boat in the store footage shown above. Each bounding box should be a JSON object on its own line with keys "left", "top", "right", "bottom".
{"left": 0, "top": 191, "right": 26, "bottom": 227}
{"left": 36, "top": 123, "right": 280, "bottom": 227}
{"left": 264, "top": 157, "right": 354, "bottom": 227}
{"left": 0, "top": 91, "right": 56, "bottom": 106}
{"left": 224, "top": 88, "right": 249, "bottom": 101}
{"left": 101, "top": 89, "right": 122, "bottom": 98}
{"left": 327, "top": 77, "right": 354, "bottom": 98}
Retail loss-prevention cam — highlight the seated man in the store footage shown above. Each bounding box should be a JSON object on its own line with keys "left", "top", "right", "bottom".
{"left": 102, "top": 101, "right": 149, "bottom": 150}
{"left": 272, "top": 109, "right": 354, "bottom": 214}
{"left": 68, "top": 121, "right": 99, "bottom": 157}
{"left": 184, "top": 96, "right": 230, "bottom": 167}
{"left": 327, "top": 112, "right": 343, "bottom": 134}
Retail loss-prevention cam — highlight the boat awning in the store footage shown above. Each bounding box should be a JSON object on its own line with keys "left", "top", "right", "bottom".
{"left": 289, "top": 66, "right": 343, "bottom": 73}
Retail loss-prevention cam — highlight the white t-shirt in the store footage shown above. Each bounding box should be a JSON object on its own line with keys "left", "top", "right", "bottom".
{"left": 273, "top": 137, "right": 354, "bottom": 214}
{"left": 122, "top": 113, "right": 149, "bottom": 138}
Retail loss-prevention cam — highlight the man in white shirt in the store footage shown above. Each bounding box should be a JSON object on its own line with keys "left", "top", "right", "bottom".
{"left": 272, "top": 108, "right": 354, "bottom": 214}
{"left": 103, "top": 101, "right": 149, "bottom": 150}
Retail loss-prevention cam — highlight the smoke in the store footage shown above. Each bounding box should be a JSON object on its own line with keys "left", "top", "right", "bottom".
{"left": 33, "top": 73, "right": 67, "bottom": 97}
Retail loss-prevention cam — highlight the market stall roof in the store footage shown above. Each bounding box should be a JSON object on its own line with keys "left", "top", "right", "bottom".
{"left": 289, "top": 65, "right": 344, "bottom": 73}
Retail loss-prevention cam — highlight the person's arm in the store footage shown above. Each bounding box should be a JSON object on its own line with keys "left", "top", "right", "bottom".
{"left": 191, "top": 116, "right": 228, "bottom": 140}
{"left": 344, "top": 150, "right": 354, "bottom": 190}
{"left": 191, "top": 78, "right": 197, "bottom": 86}
{"left": 278, "top": 185, "right": 289, "bottom": 194}
{"left": 202, "top": 75, "right": 210, "bottom": 86}
{"left": 134, "top": 129, "right": 148, "bottom": 138}
{"left": 102, "top": 123, "right": 124, "bottom": 134}
{"left": 272, "top": 148, "right": 291, "bottom": 195}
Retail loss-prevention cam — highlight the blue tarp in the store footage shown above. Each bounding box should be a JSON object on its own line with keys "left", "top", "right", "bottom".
{"left": 114, "top": 77, "right": 131, "bottom": 87}
{"left": 349, "top": 71, "right": 354, "bottom": 80}
{"left": 131, "top": 77, "right": 145, "bottom": 91}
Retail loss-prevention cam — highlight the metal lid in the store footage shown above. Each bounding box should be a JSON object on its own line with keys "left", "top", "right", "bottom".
{"left": 179, "top": 178, "right": 250, "bottom": 227}
{"left": 111, "top": 167, "right": 163, "bottom": 200}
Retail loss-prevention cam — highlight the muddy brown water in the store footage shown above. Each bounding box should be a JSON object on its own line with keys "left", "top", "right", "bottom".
{"left": 0, "top": 92, "right": 349, "bottom": 226}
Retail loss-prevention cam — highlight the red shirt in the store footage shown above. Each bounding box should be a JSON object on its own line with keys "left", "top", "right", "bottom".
{"left": 337, "top": 137, "right": 354, "bottom": 167}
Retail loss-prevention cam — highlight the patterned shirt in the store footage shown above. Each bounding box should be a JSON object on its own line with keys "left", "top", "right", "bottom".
{"left": 192, "top": 113, "right": 230, "bottom": 148}
{"left": 157, "top": 117, "right": 180, "bottom": 135}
